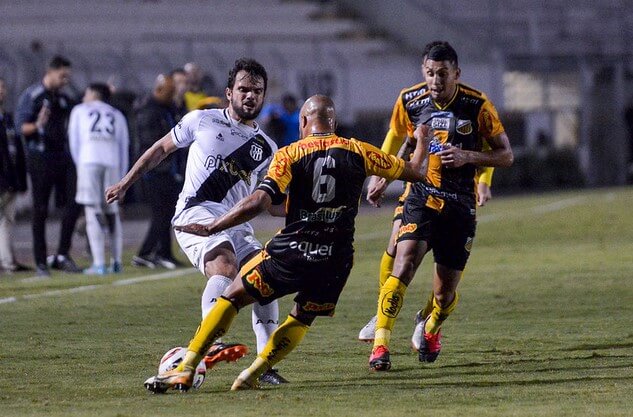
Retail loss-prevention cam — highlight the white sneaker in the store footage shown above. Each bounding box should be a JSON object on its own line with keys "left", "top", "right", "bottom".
{"left": 411, "top": 310, "right": 424, "bottom": 351}
{"left": 358, "top": 315, "right": 377, "bottom": 342}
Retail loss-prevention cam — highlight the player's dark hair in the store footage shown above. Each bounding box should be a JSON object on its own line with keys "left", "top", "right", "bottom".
{"left": 422, "top": 41, "right": 448, "bottom": 60}
{"left": 227, "top": 58, "right": 267, "bottom": 92}
{"left": 88, "top": 82, "right": 111, "bottom": 102}
{"left": 48, "top": 55, "right": 72, "bottom": 70}
{"left": 426, "top": 42, "right": 459, "bottom": 68}
{"left": 170, "top": 68, "right": 186, "bottom": 77}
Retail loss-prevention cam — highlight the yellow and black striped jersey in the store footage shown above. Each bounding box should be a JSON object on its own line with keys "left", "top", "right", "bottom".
{"left": 408, "top": 84, "right": 505, "bottom": 211}
{"left": 257, "top": 133, "right": 405, "bottom": 264}
{"left": 388, "top": 82, "right": 495, "bottom": 188}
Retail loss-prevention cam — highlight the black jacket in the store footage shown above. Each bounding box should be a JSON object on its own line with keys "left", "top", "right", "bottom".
{"left": 0, "top": 111, "right": 27, "bottom": 193}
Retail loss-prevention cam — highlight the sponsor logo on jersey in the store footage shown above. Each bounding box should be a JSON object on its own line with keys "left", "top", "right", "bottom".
{"left": 204, "top": 154, "right": 252, "bottom": 185}
{"left": 212, "top": 117, "right": 231, "bottom": 127}
{"left": 406, "top": 96, "right": 431, "bottom": 111}
{"left": 366, "top": 150, "right": 393, "bottom": 170}
{"left": 398, "top": 222, "right": 418, "bottom": 238}
{"left": 403, "top": 87, "right": 426, "bottom": 102}
{"left": 465, "top": 236, "right": 474, "bottom": 252}
{"left": 302, "top": 301, "right": 336, "bottom": 313}
{"left": 244, "top": 269, "right": 274, "bottom": 297}
{"left": 289, "top": 240, "right": 333, "bottom": 260}
{"left": 431, "top": 117, "right": 451, "bottom": 131}
{"left": 380, "top": 290, "right": 403, "bottom": 318}
{"left": 250, "top": 143, "right": 264, "bottom": 161}
{"left": 481, "top": 109, "right": 494, "bottom": 132}
{"left": 273, "top": 154, "right": 290, "bottom": 178}
{"left": 215, "top": 133, "right": 224, "bottom": 141}
{"left": 297, "top": 136, "right": 347, "bottom": 150}
{"left": 428, "top": 137, "right": 446, "bottom": 154}
{"left": 230, "top": 128, "right": 249, "bottom": 140}
{"left": 456, "top": 120, "right": 473, "bottom": 135}
{"left": 299, "top": 206, "right": 345, "bottom": 223}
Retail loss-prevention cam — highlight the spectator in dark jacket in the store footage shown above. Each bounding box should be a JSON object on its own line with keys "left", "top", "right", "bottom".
{"left": 15, "top": 55, "right": 82, "bottom": 276}
{"left": 131, "top": 73, "right": 184, "bottom": 269}
{"left": 0, "top": 77, "right": 31, "bottom": 273}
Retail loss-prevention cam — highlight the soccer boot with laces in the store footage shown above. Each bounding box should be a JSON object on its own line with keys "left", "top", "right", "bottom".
{"left": 203, "top": 342, "right": 249, "bottom": 369}
{"left": 369, "top": 345, "right": 391, "bottom": 371}
{"left": 258, "top": 368, "right": 289, "bottom": 385}
{"left": 358, "top": 315, "right": 377, "bottom": 342}
{"left": 418, "top": 316, "right": 442, "bottom": 363}
{"left": 231, "top": 369, "right": 260, "bottom": 391}
{"left": 144, "top": 368, "right": 194, "bottom": 393}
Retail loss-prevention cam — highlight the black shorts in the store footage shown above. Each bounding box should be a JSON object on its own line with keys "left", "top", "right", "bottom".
{"left": 239, "top": 250, "right": 353, "bottom": 317}
{"left": 397, "top": 199, "right": 476, "bottom": 271}
{"left": 392, "top": 182, "right": 412, "bottom": 222}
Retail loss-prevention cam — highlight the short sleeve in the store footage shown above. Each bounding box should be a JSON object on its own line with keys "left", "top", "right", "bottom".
{"left": 354, "top": 139, "right": 405, "bottom": 181}
{"left": 388, "top": 91, "right": 413, "bottom": 139}
{"left": 171, "top": 110, "right": 202, "bottom": 148}
{"left": 478, "top": 99, "right": 505, "bottom": 139}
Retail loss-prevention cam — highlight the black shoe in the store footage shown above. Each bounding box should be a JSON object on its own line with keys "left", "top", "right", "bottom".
{"left": 154, "top": 256, "right": 185, "bottom": 270}
{"left": 258, "top": 369, "right": 289, "bottom": 385}
{"left": 50, "top": 255, "right": 82, "bottom": 273}
{"left": 131, "top": 255, "right": 156, "bottom": 268}
{"left": 36, "top": 264, "right": 51, "bottom": 277}
{"left": 12, "top": 263, "right": 33, "bottom": 272}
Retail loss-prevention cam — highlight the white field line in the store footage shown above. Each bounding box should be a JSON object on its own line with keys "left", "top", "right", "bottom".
{"left": 0, "top": 268, "right": 195, "bottom": 305}
{"left": 1, "top": 196, "right": 589, "bottom": 305}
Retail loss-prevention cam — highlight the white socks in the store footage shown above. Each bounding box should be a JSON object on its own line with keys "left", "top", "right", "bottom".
{"left": 252, "top": 300, "right": 279, "bottom": 354}
{"left": 201, "top": 275, "right": 233, "bottom": 319}
{"left": 106, "top": 213, "right": 122, "bottom": 265}
{"left": 85, "top": 206, "right": 106, "bottom": 266}
{"left": 200, "top": 274, "right": 279, "bottom": 354}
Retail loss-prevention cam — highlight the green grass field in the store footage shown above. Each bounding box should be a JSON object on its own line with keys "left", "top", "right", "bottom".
{"left": 1, "top": 187, "right": 632, "bottom": 417}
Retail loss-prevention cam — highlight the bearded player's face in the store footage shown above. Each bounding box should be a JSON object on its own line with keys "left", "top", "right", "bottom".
{"left": 226, "top": 70, "right": 265, "bottom": 121}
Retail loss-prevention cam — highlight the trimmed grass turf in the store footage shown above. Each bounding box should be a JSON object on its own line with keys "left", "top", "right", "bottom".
{"left": 0, "top": 187, "right": 632, "bottom": 416}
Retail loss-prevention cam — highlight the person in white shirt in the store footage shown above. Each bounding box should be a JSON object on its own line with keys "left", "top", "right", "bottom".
{"left": 105, "top": 58, "right": 287, "bottom": 385}
{"left": 69, "top": 83, "right": 129, "bottom": 275}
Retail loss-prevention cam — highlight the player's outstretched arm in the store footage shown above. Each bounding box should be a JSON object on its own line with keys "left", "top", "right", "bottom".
{"left": 175, "top": 190, "right": 273, "bottom": 236}
{"left": 436, "top": 132, "right": 513, "bottom": 169}
{"left": 398, "top": 124, "right": 431, "bottom": 183}
{"left": 105, "top": 132, "right": 177, "bottom": 204}
{"left": 366, "top": 136, "right": 416, "bottom": 207}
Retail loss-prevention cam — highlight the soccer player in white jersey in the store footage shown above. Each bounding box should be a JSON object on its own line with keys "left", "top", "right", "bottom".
{"left": 105, "top": 58, "right": 287, "bottom": 384}
{"left": 69, "top": 83, "right": 129, "bottom": 275}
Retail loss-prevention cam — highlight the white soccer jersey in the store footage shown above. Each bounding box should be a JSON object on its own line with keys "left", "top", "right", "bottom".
{"left": 171, "top": 108, "right": 278, "bottom": 224}
{"left": 68, "top": 100, "right": 129, "bottom": 178}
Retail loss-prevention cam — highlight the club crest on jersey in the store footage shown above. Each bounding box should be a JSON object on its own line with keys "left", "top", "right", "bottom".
{"left": 366, "top": 150, "right": 393, "bottom": 170}
{"left": 250, "top": 143, "right": 264, "bottom": 161}
{"left": 456, "top": 119, "right": 473, "bottom": 135}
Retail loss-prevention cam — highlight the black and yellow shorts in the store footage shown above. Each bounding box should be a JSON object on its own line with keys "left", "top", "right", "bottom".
{"left": 397, "top": 199, "right": 476, "bottom": 271}
{"left": 391, "top": 182, "right": 412, "bottom": 222}
{"left": 239, "top": 250, "right": 353, "bottom": 317}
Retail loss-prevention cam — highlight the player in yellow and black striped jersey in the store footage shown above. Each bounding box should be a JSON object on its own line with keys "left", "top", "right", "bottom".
{"left": 359, "top": 41, "right": 495, "bottom": 344}
{"left": 369, "top": 41, "right": 513, "bottom": 372}
{"left": 144, "top": 95, "right": 431, "bottom": 392}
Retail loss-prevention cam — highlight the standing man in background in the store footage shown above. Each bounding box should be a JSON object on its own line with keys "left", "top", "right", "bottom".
{"left": 16, "top": 55, "right": 82, "bottom": 276}
{"left": 131, "top": 73, "right": 183, "bottom": 270}
{"left": 68, "top": 83, "right": 129, "bottom": 275}
{"left": 0, "top": 77, "right": 31, "bottom": 273}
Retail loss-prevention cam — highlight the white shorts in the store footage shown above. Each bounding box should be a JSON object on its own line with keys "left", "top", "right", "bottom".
{"left": 173, "top": 205, "right": 263, "bottom": 275}
{"left": 76, "top": 163, "right": 119, "bottom": 213}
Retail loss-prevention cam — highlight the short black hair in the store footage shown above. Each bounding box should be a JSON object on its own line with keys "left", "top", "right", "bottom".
{"left": 426, "top": 42, "right": 459, "bottom": 68}
{"left": 422, "top": 41, "right": 448, "bottom": 59}
{"left": 88, "top": 82, "right": 111, "bottom": 102}
{"left": 227, "top": 58, "right": 267, "bottom": 92}
{"left": 48, "top": 55, "right": 72, "bottom": 70}
{"left": 170, "top": 68, "right": 186, "bottom": 77}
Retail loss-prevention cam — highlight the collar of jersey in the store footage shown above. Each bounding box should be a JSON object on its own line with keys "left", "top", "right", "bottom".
{"left": 223, "top": 108, "right": 259, "bottom": 132}
{"left": 432, "top": 85, "right": 459, "bottom": 111}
